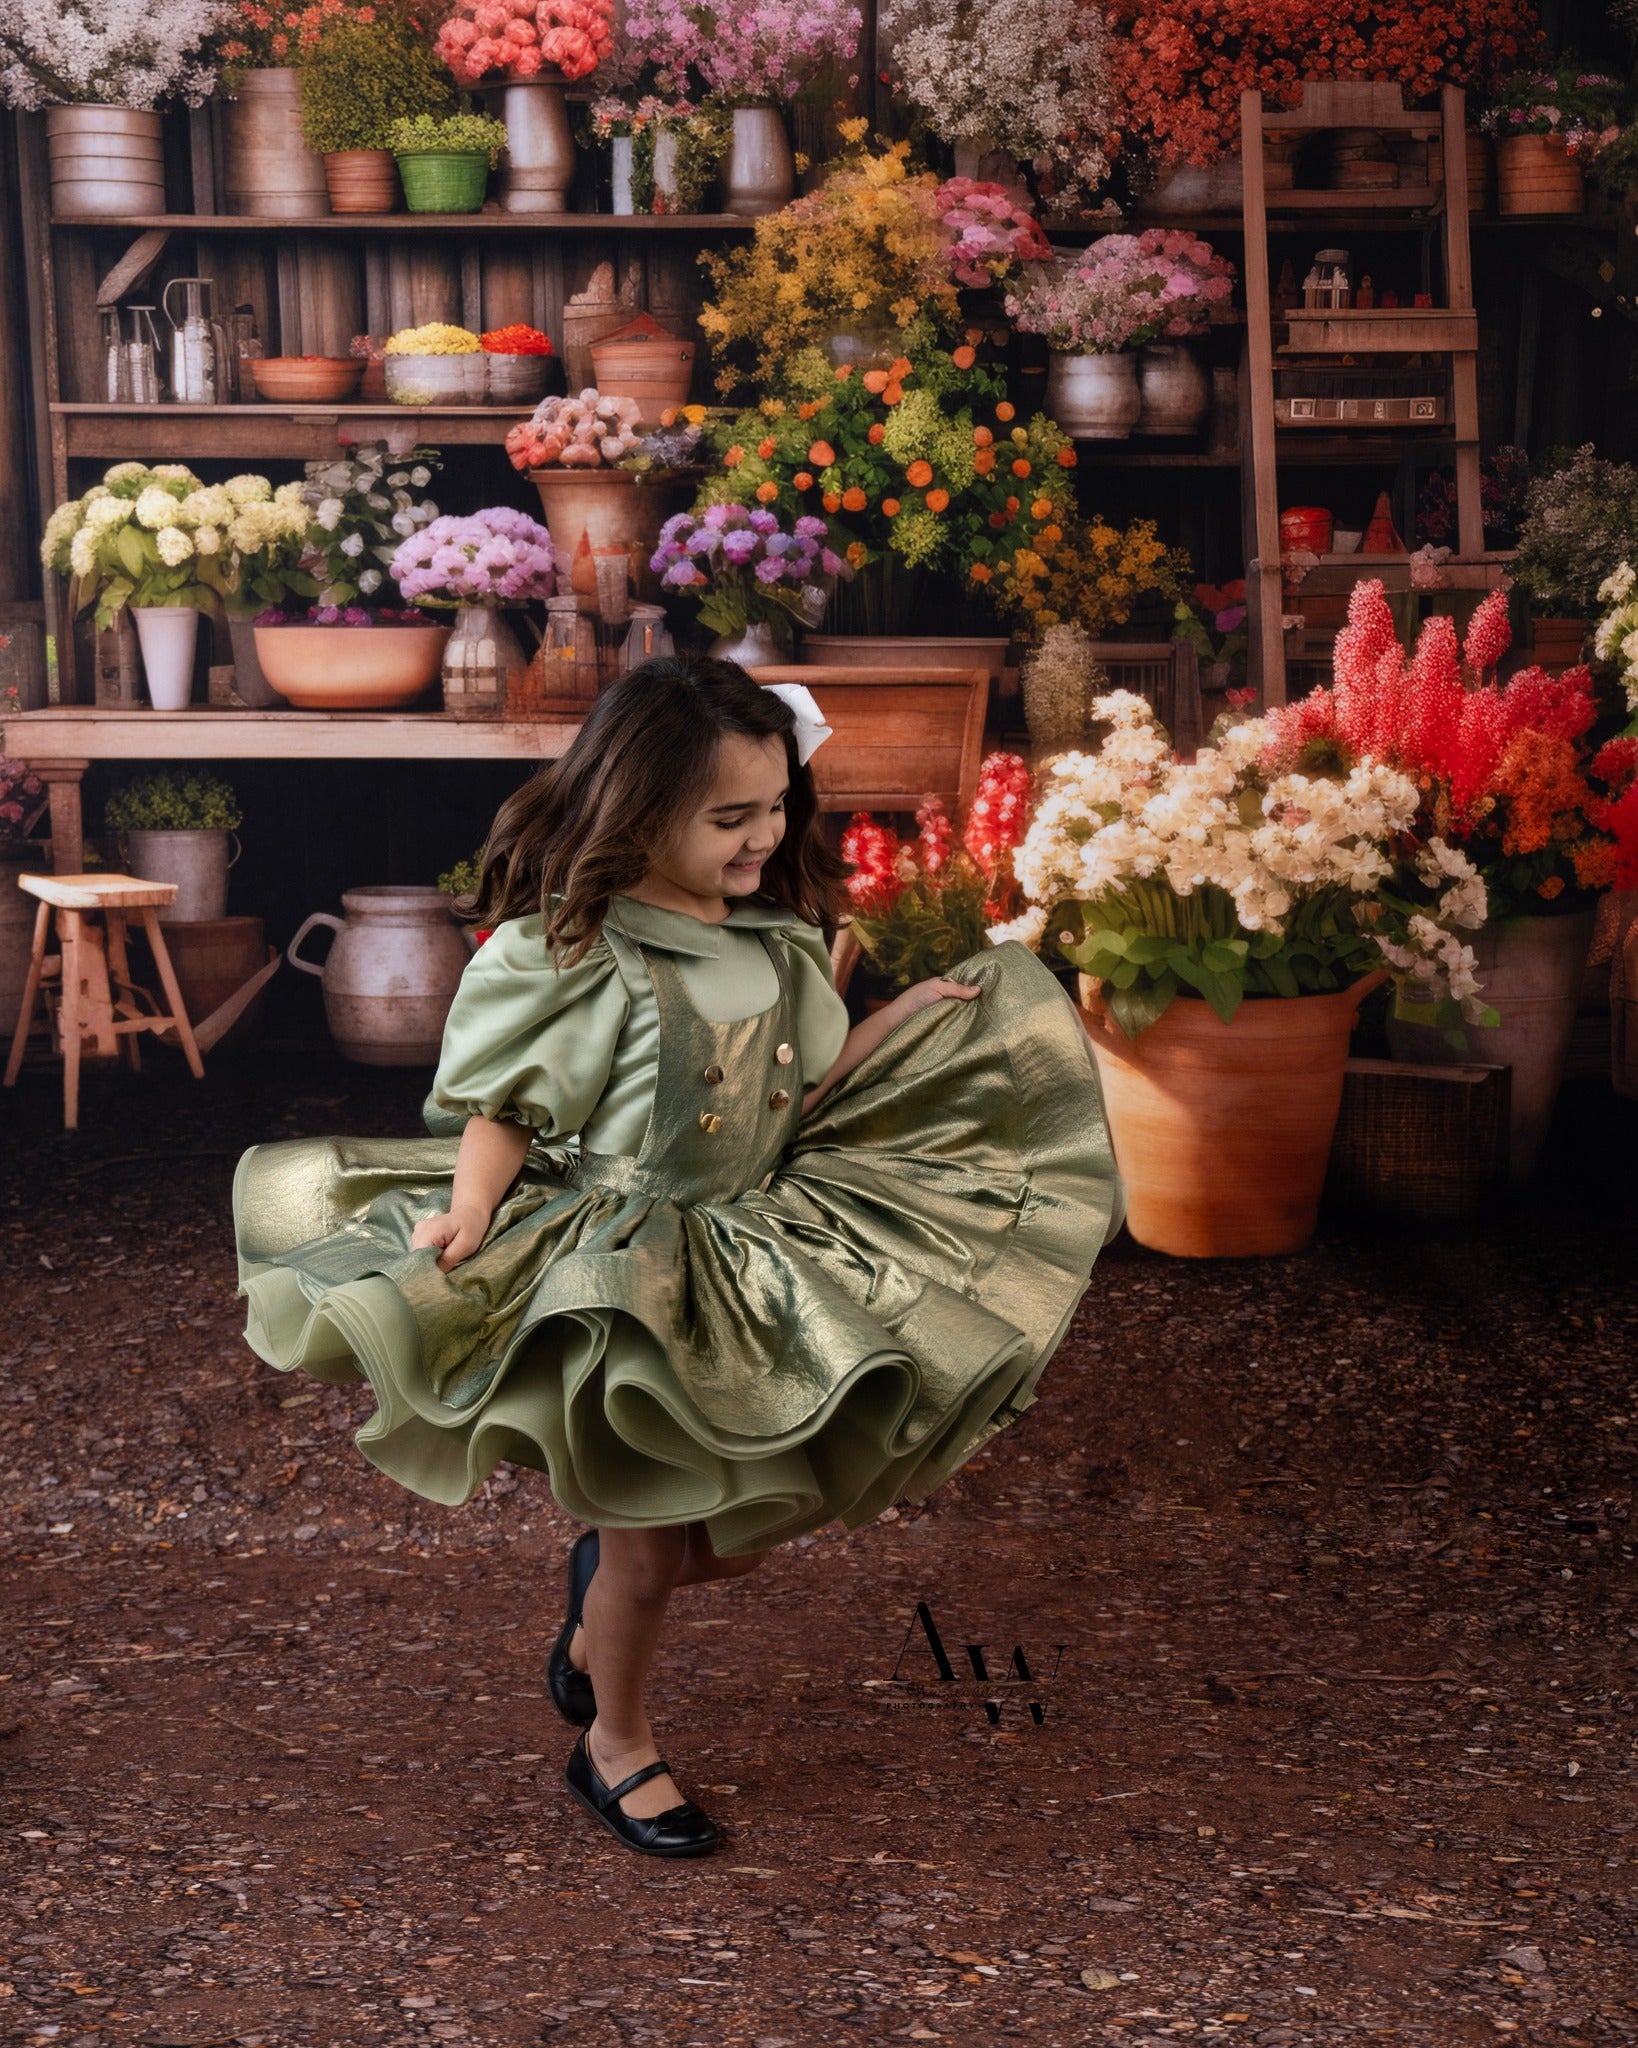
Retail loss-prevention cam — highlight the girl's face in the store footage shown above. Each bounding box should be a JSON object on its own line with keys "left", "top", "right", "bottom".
{"left": 651, "top": 730, "right": 790, "bottom": 907}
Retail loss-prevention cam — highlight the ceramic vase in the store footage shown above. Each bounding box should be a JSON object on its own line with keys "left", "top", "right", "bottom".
{"left": 708, "top": 619, "right": 785, "bottom": 669}
{"left": 721, "top": 106, "right": 794, "bottom": 217}
{"left": 1136, "top": 342, "right": 1210, "bottom": 435}
{"left": 132, "top": 605, "right": 199, "bottom": 711}
{"left": 1046, "top": 351, "right": 1141, "bottom": 440}
{"left": 500, "top": 79, "right": 574, "bottom": 213}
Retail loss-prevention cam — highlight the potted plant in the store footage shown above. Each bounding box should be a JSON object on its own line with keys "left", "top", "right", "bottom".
{"left": 881, "top": 0, "right": 1115, "bottom": 215}
{"left": 388, "top": 506, "right": 558, "bottom": 716}
{"left": 1172, "top": 578, "right": 1249, "bottom": 701}
{"left": 1415, "top": 444, "right": 1533, "bottom": 552}
{"left": 213, "top": 0, "right": 391, "bottom": 216}
{"left": 617, "top": 0, "right": 861, "bottom": 217}
{"left": 0, "top": 0, "right": 224, "bottom": 219}
{"left": 213, "top": 473, "right": 313, "bottom": 707}
{"left": 996, "top": 687, "right": 1494, "bottom": 1254}
{"left": 481, "top": 322, "right": 557, "bottom": 406}
{"left": 1512, "top": 445, "right": 1638, "bottom": 669}
{"left": 1264, "top": 578, "right": 1638, "bottom": 1182}
{"left": 650, "top": 504, "right": 841, "bottom": 667}
{"left": 934, "top": 178, "right": 1054, "bottom": 294}
{"left": 299, "top": 10, "right": 457, "bottom": 213}
{"left": 436, "top": 850, "right": 488, "bottom": 950}
{"left": 104, "top": 770, "right": 244, "bottom": 922}
{"left": 840, "top": 752, "right": 1034, "bottom": 998}
{"left": 251, "top": 444, "right": 451, "bottom": 709}
{"left": 507, "top": 388, "right": 688, "bottom": 601}
{"left": 585, "top": 94, "right": 730, "bottom": 214}
{"left": 386, "top": 109, "right": 508, "bottom": 213}
{"left": 988, "top": 511, "right": 1191, "bottom": 646}
{"left": 1479, "top": 66, "right": 1625, "bottom": 216}
{"left": 40, "top": 462, "right": 234, "bottom": 710}
{"left": 436, "top": 0, "right": 614, "bottom": 213}
{"left": 1005, "top": 230, "right": 1235, "bottom": 441}
{"left": 1018, "top": 622, "right": 1110, "bottom": 749}
{"left": 383, "top": 321, "right": 487, "bottom": 405}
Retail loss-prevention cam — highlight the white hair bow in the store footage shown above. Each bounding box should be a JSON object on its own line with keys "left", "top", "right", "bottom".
{"left": 762, "top": 680, "right": 834, "bottom": 766}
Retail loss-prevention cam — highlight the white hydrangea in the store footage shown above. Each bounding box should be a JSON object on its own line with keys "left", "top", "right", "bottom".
{"left": 68, "top": 527, "right": 98, "bottom": 580}
{"left": 193, "top": 524, "right": 221, "bottom": 555}
{"left": 313, "top": 497, "right": 345, "bottom": 532}
{"left": 86, "top": 494, "right": 131, "bottom": 532}
{"left": 154, "top": 526, "right": 194, "bottom": 568}
{"left": 134, "top": 486, "right": 180, "bottom": 531}
{"left": 339, "top": 532, "right": 365, "bottom": 558}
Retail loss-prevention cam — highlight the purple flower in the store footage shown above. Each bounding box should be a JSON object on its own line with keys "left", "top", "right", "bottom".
{"left": 664, "top": 559, "right": 700, "bottom": 588}
{"left": 747, "top": 508, "right": 779, "bottom": 535}
{"left": 754, "top": 557, "right": 785, "bottom": 585}
{"left": 794, "top": 515, "right": 827, "bottom": 539}
{"left": 702, "top": 502, "right": 733, "bottom": 531}
{"left": 821, "top": 548, "right": 845, "bottom": 578}
{"left": 721, "top": 529, "right": 759, "bottom": 565}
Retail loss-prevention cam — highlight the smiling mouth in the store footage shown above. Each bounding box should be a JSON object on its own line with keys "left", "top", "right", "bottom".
{"left": 727, "top": 856, "right": 764, "bottom": 872}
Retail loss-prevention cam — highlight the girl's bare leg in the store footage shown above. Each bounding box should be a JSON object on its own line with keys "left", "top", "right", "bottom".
{"left": 580, "top": 1524, "right": 689, "bottom": 1820}
{"left": 566, "top": 1517, "right": 762, "bottom": 1669}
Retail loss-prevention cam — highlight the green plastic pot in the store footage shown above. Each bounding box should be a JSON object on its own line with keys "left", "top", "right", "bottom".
{"left": 395, "top": 149, "right": 490, "bottom": 214}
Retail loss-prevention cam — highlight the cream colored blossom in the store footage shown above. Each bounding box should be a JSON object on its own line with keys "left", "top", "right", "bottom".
{"left": 155, "top": 526, "right": 194, "bottom": 567}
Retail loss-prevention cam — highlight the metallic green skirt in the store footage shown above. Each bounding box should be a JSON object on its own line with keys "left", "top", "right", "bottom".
{"left": 232, "top": 942, "right": 1124, "bottom": 1556}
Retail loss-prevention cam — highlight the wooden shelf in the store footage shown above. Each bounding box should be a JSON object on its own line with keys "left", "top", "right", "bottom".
{"left": 1, "top": 705, "right": 580, "bottom": 761}
{"left": 1281, "top": 306, "right": 1477, "bottom": 353}
{"left": 53, "top": 402, "right": 526, "bottom": 460}
{"left": 1070, "top": 447, "right": 1242, "bottom": 467}
{"left": 51, "top": 211, "right": 754, "bottom": 234}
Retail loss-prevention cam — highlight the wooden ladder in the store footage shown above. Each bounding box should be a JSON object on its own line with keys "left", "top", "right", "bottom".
{"left": 1240, "top": 80, "right": 1513, "bottom": 704}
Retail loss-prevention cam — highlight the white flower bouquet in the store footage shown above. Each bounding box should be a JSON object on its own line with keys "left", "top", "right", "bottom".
{"left": 40, "top": 461, "right": 234, "bottom": 630}
{"left": 994, "top": 690, "right": 1492, "bottom": 1038}
{"left": 1594, "top": 559, "right": 1638, "bottom": 730}
{"left": 0, "top": 0, "right": 229, "bottom": 110}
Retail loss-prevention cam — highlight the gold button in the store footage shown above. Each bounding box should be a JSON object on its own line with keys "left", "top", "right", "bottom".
{"left": 768, "top": 1089, "right": 791, "bottom": 1111}
{"left": 699, "top": 1112, "right": 723, "bottom": 1134}
{"left": 703, "top": 1063, "right": 725, "bottom": 1085}
{"left": 775, "top": 1042, "right": 794, "bottom": 1065}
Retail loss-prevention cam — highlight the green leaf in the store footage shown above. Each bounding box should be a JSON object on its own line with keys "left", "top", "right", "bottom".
{"left": 1168, "top": 950, "right": 1243, "bottom": 1023}
{"left": 1124, "top": 933, "right": 1175, "bottom": 966}
{"left": 1108, "top": 969, "right": 1179, "bottom": 1038}
{"left": 116, "top": 525, "right": 148, "bottom": 580}
{"left": 1106, "top": 959, "right": 1141, "bottom": 990}
{"left": 1261, "top": 953, "right": 1300, "bottom": 998}
{"left": 1200, "top": 938, "right": 1248, "bottom": 973}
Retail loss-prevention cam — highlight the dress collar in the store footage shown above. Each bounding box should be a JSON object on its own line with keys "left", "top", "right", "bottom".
{"left": 606, "top": 894, "right": 798, "bottom": 958}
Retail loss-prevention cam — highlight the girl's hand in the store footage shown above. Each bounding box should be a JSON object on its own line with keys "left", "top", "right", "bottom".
{"left": 887, "top": 976, "right": 982, "bottom": 1022}
{"left": 412, "top": 1200, "right": 493, "bottom": 1272}
{"left": 802, "top": 975, "right": 981, "bottom": 1115}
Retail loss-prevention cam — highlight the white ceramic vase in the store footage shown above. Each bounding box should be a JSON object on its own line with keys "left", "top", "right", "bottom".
{"left": 1046, "top": 351, "right": 1142, "bottom": 440}
{"left": 132, "top": 605, "right": 199, "bottom": 711}
{"left": 708, "top": 619, "right": 785, "bottom": 670}
{"left": 610, "top": 135, "right": 636, "bottom": 214}
{"left": 722, "top": 106, "right": 795, "bottom": 217}
{"left": 500, "top": 79, "right": 574, "bottom": 213}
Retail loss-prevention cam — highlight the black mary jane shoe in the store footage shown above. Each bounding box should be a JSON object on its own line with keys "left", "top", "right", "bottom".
{"left": 546, "top": 1528, "right": 599, "bottom": 1728}
{"left": 564, "top": 1728, "right": 721, "bottom": 1859}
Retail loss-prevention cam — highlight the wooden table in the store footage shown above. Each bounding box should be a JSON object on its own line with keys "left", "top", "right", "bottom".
{"left": 0, "top": 708, "right": 582, "bottom": 873}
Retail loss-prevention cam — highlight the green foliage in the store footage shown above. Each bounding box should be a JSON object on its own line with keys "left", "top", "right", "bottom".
{"left": 302, "top": 444, "right": 442, "bottom": 608}
{"left": 300, "top": 16, "right": 456, "bottom": 156}
{"left": 388, "top": 111, "right": 508, "bottom": 165}
{"left": 105, "top": 770, "right": 243, "bottom": 833}
{"left": 1052, "top": 881, "right": 1383, "bottom": 1039}
{"left": 851, "top": 861, "right": 992, "bottom": 993}
{"left": 631, "top": 107, "right": 732, "bottom": 214}
{"left": 1512, "top": 444, "right": 1638, "bottom": 618}
{"left": 437, "top": 852, "right": 483, "bottom": 899}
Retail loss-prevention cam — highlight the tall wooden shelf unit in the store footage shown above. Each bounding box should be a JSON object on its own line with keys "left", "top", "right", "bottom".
{"left": 1240, "top": 81, "right": 1513, "bottom": 704}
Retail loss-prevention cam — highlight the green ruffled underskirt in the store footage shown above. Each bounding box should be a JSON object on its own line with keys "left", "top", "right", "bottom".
{"left": 232, "top": 942, "right": 1124, "bottom": 1557}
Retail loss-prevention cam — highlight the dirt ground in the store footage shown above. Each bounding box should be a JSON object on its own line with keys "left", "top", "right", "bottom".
{"left": 1, "top": 1043, "right": 1634, "bottom": 2048}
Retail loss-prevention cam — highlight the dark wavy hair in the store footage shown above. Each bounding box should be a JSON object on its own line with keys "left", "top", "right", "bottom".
{"left": 468, "top": 653, "right": 846, "bottom": 958}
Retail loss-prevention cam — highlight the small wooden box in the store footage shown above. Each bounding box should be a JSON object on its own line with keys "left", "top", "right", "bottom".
{"left": 1325, "top": 1056, "right": 1509, "bottom": 1221}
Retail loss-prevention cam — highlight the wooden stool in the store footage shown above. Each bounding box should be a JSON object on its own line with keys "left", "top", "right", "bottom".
{"left": 3, "top": 873, "right": 206, "bottom": 1131}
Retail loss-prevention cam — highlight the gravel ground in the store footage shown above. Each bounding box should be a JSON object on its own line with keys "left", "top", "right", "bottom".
{"left": 1, "top": 1044, "right": 1634, "bottom": 2048}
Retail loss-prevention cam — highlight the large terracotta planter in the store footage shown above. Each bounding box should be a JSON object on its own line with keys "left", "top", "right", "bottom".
{"left": 1387, "top": 910, "right": 1595, "bottom": 1185}
{"left": 253, "top": 623, "right": 451, "bottom": 709}
{"left": 527, "top": 469, "right": 690, "bottom": 603}
{"left": 1496, "top": 133, "right": 1584, "bottom": 217}
{"left": 324, "top": 149, "right": 397, "bottom": 213}
{"left": 1079, "top": 973, "right": 1387, "bottom": 1257}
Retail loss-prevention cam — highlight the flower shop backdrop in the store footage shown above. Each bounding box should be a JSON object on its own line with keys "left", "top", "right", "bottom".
{"left": 3, "top": 0, "right": 1638, "bottom": 1209}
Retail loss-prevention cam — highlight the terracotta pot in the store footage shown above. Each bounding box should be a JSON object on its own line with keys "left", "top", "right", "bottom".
{"left": 1047, "top": 351, "right": 1141, "bottom": 440}
{"left": 590, "top": 312, "right": 695, "bottom": 421}
{"left": 288, "top": 886, "right": 468, "bottom": 1065}
{"left": 1079, "top": 973, "right": 1387, "bottom": 1257}
{"left": 253, "top": 624, "right": 451, "bottom": 709}
{"left": 1529, "top": 617, "right": 1587, "bottom": 671}
{"left": 1496, "top": 133, "right": 1584, "bottom": 217}
{"left": 1386, "top": 911, "right": 1595, "bottom": 1184}
{"left": 527, "top": 469, "right": 690, "bottom": 603}
{"left": 324, "top": 149, "right": 397, "bottom": 213}
{"left": 1135, "top": 342, "right": 1209, "bottom": 435}
{"left": 222, "top": 68, "right": 330, "bottom": 218}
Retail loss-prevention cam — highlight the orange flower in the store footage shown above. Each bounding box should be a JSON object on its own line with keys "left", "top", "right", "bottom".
{"left": 758, "top": 437, "right": 776, "bottom": 460}
{"left": 882, "top": 382, "right": 904, "bottom": 405}
{"left": 1056, "top": 447, "right": 1077, "bottom": 468}
{"left": 973, "top": 448, "right": 996, "bottom": 475}
{"left": 1537, "top": 873, "right": 1566, "bottom": 899}
{"left": 889, "top": 356, "right": 912, "bottom": 380}
{"left": 906, "top": 459, "right": 934, "bottom": 488}
{"left": 1041, "top": 523, "right": 1062, "bottom": 544}
{"left": 793, "top": 471, "right": 814, "bottom": 492}
{"left": 798, "top": 400, "right": 822, "bottom": 419}
{"left": 756, "top": 480, "right": 779, "bottom": 504}
{"left": 823, "top": 490, "right": 842, "bottom": 514}
{"left": 659, "top": 407, "right": 679, "bottom": 427}
{"left": 987, "top": 511, "right": 1008, "bottom": 529}
{"left": 809, "top": 440, "right": 836, "bottom": 468}
{"left": 881, "top": 497, "right": 900, "bottom": 516}
{"left": 862, "top": 369, "right": 889, "bottom": 395}
{"left": 1012, "top": 458, "right": 1032, "bottom": 479}
{"left": 723, "top": 445, "right": 744, "bottom": 469}
{"left": 951, "top": 345, "right": 976, "bottom": 369}
{"left": 1030, "top": 497, "right": 1053, "bottom": 520}
{"left": 969, "top": 561, "right": 992, "bottom": 582}
{"left": 842, "top": 485, "right": 868, "bottom": 512}
{"left": 867, "top": 422, "right": 885, "bottom": 445}
{"left": 1005, "top": 496, "right": 1020, "bottom": 513}
{"left": 973, "top": 425, "right": 993, "bottom": 448}
{"left": 834, "top": 364, "right": 853, "bottom": 381}
{"left": 925, "top": 488, "right": 950, "bottom": 513}
{"left": 846, "top": 541, "right": 868, "bottom": 569}
{"left": 995, "top": 401, "right": 1015, "bottom": 422}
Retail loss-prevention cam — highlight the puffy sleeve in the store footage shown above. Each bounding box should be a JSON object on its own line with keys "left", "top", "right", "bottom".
{"left": 426, "top": 915, "right": 629, "bottom": 1139}
{"left": 781, "top": 920, "right": 851, "bottom": 1081}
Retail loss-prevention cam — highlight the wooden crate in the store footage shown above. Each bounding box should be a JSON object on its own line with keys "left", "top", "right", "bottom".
{"left": 1325, "top": 1056, "right": 1509, "bottom": 1221}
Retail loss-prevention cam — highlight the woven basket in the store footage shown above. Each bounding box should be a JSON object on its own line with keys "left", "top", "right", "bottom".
{"left": 396, "top": 150, "right": 489, "bottom": 214}
{"left": 1325, "top": 1057, "right": 1509, "bottom": 1222}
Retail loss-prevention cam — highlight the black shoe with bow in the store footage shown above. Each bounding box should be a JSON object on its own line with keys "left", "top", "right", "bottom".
{"left": 546, "top": 1528, "right": 599, "bottom": 1728}
{"left": 564, "top": 1726, "right": 720, "bottom": 1858}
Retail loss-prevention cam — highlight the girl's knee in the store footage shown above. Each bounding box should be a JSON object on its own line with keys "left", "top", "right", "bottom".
{"left": 594, "top": 1524, "right": 685, "bottom": 1603}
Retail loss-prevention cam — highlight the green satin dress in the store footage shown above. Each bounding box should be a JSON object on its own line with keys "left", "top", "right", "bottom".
{"left": 232, "top": 896, "right": 1124, "bottom": 1556}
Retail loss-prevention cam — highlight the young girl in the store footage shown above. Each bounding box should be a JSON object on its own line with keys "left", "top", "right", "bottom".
{"left": 233, "top": 655, "right": 1122, "bottom": 1859}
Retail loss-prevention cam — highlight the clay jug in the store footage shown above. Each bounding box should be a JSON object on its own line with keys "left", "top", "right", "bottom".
{"left": 287, "top": 886, "right": 468, "bottom": 1065}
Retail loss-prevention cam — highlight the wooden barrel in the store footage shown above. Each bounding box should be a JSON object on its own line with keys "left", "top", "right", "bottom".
{"left": 1497, "top": 134, "right": 1584, "bottom": 217}
{"left": 160, "top": 916, "right": 270, "bottom": 1049}
{"left": 222, "top": 69, "right": 329, "bottom": 218}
